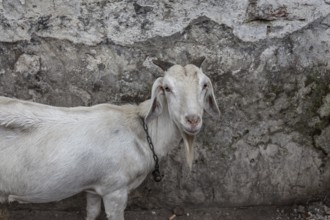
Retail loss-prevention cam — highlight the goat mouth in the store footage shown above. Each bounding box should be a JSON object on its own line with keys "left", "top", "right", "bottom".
{"left": 182, "top": 127, "right": 200, "bottom": 136}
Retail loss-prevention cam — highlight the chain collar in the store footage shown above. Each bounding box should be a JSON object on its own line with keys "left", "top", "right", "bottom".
{"left": 141, "top": 118, "right": 162, "bottom": 182}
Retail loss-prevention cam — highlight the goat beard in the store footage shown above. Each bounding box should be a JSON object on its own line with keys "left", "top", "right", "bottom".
{"left": 181, "top": 132, "right": 195, "bottom": 170}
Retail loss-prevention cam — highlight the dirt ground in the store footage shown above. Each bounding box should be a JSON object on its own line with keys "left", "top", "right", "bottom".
{"left": 1, "top": 201, "right": 330, "bottom": 220}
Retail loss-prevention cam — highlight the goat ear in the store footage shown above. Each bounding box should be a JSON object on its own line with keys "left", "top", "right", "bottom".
{"left": 191, "top": 56, "right": 206, "bottom": 68}
{"left": 145, "top": 77, "right": 164, "bottom": 123}
{"left": 204, "top": 80, "right": 220, "bottom": 118}
{"left": 152, "top": 59, "right": 175, "bottom": 71}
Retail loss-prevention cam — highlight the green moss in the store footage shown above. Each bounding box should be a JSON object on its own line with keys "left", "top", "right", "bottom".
{"left": 319, "top": 94, "right": 330, "bottom": 117}
{"left": 305, "top": 72, "right": 330, "bottom": 114}
{"left": 293, "top": 71, "right": 330, "bottom": 136}
{"left": 265, "top": 68, "right": 330, "bottom": 139}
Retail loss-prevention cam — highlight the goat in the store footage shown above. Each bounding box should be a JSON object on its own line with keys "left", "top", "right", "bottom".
{"left": 0, "top": 57, "right": 220, "bottom": 220}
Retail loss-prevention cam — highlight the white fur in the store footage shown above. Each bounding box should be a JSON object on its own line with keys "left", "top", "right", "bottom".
{"left": 0, "top": 63, "right": 219, "bottom": 220}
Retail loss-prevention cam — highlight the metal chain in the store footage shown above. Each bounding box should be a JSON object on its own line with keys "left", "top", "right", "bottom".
{"left": 141, "top": 118, "right": 162, "bottom": 182}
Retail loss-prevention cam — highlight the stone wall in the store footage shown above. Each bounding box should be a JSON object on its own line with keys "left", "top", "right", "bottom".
{"left": 0, "top": 0, "right": 330, "bottom": 210}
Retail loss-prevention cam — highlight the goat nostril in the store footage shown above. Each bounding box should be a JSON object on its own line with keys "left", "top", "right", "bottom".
{"left": 186, "top": 115, "right": 201, "bottom": 126}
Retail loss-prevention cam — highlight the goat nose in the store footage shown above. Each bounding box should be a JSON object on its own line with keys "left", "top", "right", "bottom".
{"left": 185, "top": 114, "right": 201, "bottom": 126}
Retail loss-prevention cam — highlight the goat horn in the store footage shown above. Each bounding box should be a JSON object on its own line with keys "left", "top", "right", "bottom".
{"left": 191, "top": 56, "right": 206, "bottom": 68}
{"left": 152, "top": 59, "right": 175, "bottom": 71}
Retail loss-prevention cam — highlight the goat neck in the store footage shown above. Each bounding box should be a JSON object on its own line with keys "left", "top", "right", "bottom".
{"left": 139, "top": 99, "right": 181, "bottom": 159}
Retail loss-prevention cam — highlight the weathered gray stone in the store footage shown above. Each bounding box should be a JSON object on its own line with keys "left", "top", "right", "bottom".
{"left": 315, "top": 126, "right": 330, "bottom": 155}
{"left": 0, "top": 0, "right": 329, "bottom": 44}
{"left": 0, "top": 0, "right": 330, "bottom": 214}
{"left": 15, "top": 54, "right": 40, "bottom": 78}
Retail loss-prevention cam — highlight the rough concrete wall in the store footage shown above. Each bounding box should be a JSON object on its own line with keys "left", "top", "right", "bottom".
{"left": 0, "top": 0, "right": 330, "bottom": 210}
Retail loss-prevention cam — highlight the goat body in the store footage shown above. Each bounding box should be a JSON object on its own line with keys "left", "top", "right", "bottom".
{"left": 0, "top": 59, "right": 219, "bottom": 220}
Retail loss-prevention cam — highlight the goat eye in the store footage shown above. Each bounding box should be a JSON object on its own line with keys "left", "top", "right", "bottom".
{"left": 203, "top": 83, "right": 208, "bottom": 89}
{"left": 164, "top": 86, "right": 171, "bottom": 92}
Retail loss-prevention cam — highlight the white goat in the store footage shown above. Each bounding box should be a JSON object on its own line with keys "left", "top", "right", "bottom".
{"left": 0, "top": 58, "right": 220, "bottom": 220}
